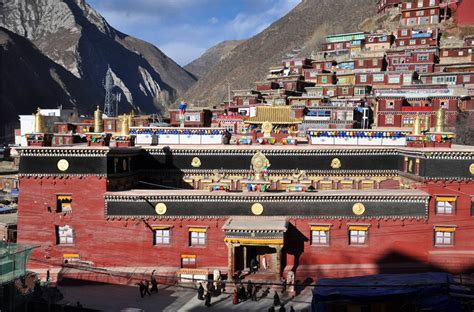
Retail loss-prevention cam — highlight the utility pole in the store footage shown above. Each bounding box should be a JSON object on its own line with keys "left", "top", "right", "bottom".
{"left": 103, "top": 65, "right": 116, "bottom": 117}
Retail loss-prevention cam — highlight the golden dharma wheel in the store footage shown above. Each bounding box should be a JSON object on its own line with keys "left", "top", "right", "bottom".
{"left": 352, "top": 203, "right": 365, "bottom": 216}
{"left": 155, "top": 203, "right": 167, "bottom": 215}
{"left": 251, "top": 203, "right": 264, "bottom": 216}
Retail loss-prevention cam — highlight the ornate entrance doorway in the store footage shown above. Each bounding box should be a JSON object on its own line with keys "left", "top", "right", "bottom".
{"left": 223, "top": 217, "right": 288, "bottom": 279}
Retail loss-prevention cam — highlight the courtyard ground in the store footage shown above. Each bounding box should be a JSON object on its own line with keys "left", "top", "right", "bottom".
{"left": 57, "top": 279, "right": 313, "bottom": 311}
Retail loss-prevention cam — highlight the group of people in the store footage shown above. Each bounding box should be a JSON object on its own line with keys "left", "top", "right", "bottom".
{"left": 197, "top": 279, "right": 225, "bottom": 307}
{"left": 136, "top": 270, "right": 159, "bottom": 298}
{"left": 232, "top": 280, "right": 260, "bottom": 303}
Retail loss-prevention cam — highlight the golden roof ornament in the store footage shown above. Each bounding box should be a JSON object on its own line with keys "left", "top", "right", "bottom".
{"left": 412, "top": 114, "right": 421, "bottom": 135}
{"left": 212, "top": 169, "right": 222, "bottom": 182}
{"left": 331, "top": 158, "right": 341, "bottom": 169}
{"left": 120, "top": 114, "right": 129, "bottom": 136}
{"left": 424, "top": 114, "right": 431, "bottom": 132}
{"left": 434, "top": 108, "right": 445, "bottom": 133}
{"left": 128, "top": 111, "right": 134, "bottom": 128}
{"left": 94, "top": 106, "right": 104, "bottom": 133}
{"left": 251, "top": 151, "right": 270, "bottom": 181}
{"left": 262, "top": 121, "right": 273, "bottom": 138}
{"left": 34, "top": 108, "right": 45, "bottom": 133}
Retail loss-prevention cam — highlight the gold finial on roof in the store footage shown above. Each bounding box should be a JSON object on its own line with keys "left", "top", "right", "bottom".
{"left": 94, "top": 106, "right": 103, "bottom": 133}
{"left": 262, "top": 121, "right": 273, "bottom": 137}
{"left": 251, "top": 151, "right": 270, "bottom": 181}
{"left": 120, "top": 114, "right": 129, "bottom": 136}
{"left": 34, "top": 108, "right": 45, "bottom": 133}
{"left": 424, "top": 114, "right": 431, "bottom": 132}
{"left": 412, "top": 114, "right": 421, "bottom": 136}
{"left": 434, "top": 108, "right": 445, "bottom": 133}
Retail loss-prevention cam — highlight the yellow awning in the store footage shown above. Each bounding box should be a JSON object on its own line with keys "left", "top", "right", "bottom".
{"left": 63, "top": 253, "right": 79, "bottom": 258}
{"left": 189, "top": 227, "right": 208, "bottom": 233}
{"left": 435, "top": 227, "right": 456, "bottom": 232}
{"left": 181, "top": 254, "right": 196, "bottom": 258}
{"left": 57, "top": 195, "right": 72, "bottom": 201}
{"left": 310, "top": 226, "right": 330, "bottom": 231}
{"left": 224, "top": 238, "right": 284, "bottom": 245}
{"left": 152, "top": 226, "right": 171, "bottom": 230}
{"left": 348, "top": 225, "right": 369, "bottom": 231}
{"left": 436, "top": 196, "right": 457, "bottom": 202}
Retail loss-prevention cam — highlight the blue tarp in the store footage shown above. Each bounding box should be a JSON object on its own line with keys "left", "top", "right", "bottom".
{"left": 0, "top": 207, "right": 16, "bottom": 213}
{"left": 312, "top": 272, "right": 461, "bottom": 312}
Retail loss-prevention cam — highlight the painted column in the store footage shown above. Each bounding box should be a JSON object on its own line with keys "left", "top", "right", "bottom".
{"left": 274, "top": 245, "right": 282, "bottom": 279}
{"left": 226, "top": 243, "right": 234, "bottom": 277}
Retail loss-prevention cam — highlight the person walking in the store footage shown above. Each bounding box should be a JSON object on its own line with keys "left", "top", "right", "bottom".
{"left": 233, "top": 289, "right": 239, "bottom": 305}
{"left": 239, "top": 283, "right": 247, "bottom": 301}
{"left": 273, "top": 291, "right": 281, "bottom": 306}
{"left": 143, "top": 280, "right": 151, "bottom": 297}
{"left": 136, "top": 281, "right": 146, "bottom": 298}
{"left": 250, "top": 257, "right": 258, "bottom": 274}
{"left": 279, "top": 304, "right": 286, "bottom": 312}
{"left": 290, "top": 306, "right": 296, "bottom": 312}
{"left": 251, "top": 285, "right": 258, "bottom": 301}
{"left": 246, "top": 280, "right": 253, "bottom": 298}
{"left": 150, "top": 270, "right": 158, "bottom": 293}
{"left": 205, "top": 291, "right": 212, "bottom": 307}
{"left": 268, "top": 306, "right": 275, "bottom": 312}
{"left": 197, "top": 282, "right": 205, "bottom": 300}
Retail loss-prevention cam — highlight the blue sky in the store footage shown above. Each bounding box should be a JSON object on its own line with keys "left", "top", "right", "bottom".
{"left": 88, "top": 0, "right": 301, "bottom": 66}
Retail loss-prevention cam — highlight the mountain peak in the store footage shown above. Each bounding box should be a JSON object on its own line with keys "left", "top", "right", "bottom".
{"left": 0, "top": 0, "right": 196, "bottom": 114}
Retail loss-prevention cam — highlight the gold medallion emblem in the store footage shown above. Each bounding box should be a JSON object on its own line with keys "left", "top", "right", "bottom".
{"left": 352, "top": 203, "right": 365, "bottom": 216}
{"left": 155, "top": 203, "right": 167, "bottom": 215}
{"left": 331, "top": 158, "right": 341, "bottom": 169}
{"left": 57, "top": 159, "right": 69, "bottom": 172}
{"left": 469, "top": 164, "right": 474, "bottom": 175}
{"left": 251, "top": 203, "right": 264, "bottom": 216}
{"left": 191, "top": 157, "right": 201, "bottom": 168}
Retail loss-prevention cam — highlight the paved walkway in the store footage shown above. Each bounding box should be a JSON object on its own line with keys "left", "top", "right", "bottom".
{"left": 58, "top": 281, "right": 313, "bottom": 311}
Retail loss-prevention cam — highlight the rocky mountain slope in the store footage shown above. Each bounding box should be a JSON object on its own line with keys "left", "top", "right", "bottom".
{"left": 0, "top": 27, "right": 95, "bottom": 140}
{"left": 0, "top": 0, "right": 196, "bottom": 114}
{"left": 183, "top": 0, "right": 375, "bottom": 106}
{"left": 184, "top": 40, "right": 243, "bottom": 79}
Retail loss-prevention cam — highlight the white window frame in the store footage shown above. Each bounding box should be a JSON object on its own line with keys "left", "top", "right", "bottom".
{"left": 435, "top": 231, "right": 454, "bottom": 246}
{"left": 57, "top": 225, "right": 74, "bottom": 245}
{"left": 154, "top": 229, "right": 171, "bottom": 245}
{"left": 373, "top": 74, "right": 385, "bottom": 82}
{"left": 349, "top": 229, "right": 368, "bottom": 245}
{"left": 436, "top": 200, "right": 454, "bottom": 214}
{"left": 311, "top": 230, "right": 330, "bottom": 245}
{"left": 388, "top": 76, "right": 401, "bottom": 84}
{"left": 190, "top": 231, "right": 206, "bottom": 246}
{"left": 445, "top": 76, "right": 457, "bottom": 85}
{"left": 464, "top": 75, "right": 471, "bottom": 83}
{"left": 360, "top": 75, "right": 367, "bottom": 83}
{"left": 385, "top": 115, "right": 394, "bottom": 124}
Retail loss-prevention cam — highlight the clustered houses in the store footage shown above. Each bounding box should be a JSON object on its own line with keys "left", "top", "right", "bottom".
{"left": 217, "top": 0, "right": 473, "bottom": 134}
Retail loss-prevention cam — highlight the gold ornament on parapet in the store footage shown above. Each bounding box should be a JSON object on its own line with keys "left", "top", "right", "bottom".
{"left": 331, "top": 158, "right": 341, "bottom": 169}
{"left": 57, "top": 159, "right": 69, "bottom": 172}
{"left": 469, "top": 163, "right": 474, "bottom": 175}
{"left": 191, "top": 157, "right": 201, "bottom": 168}
{"left": 251, "top": 151, "right": 270, "bottom": 181}
{"left": 155, "top": 203, "right": 167, "bottom": 215}
{"left": 251, "top": 203, "right": 264, "bottom": 215}
{"left": 352, "top": 203, "right": 365, "bottom": 216}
